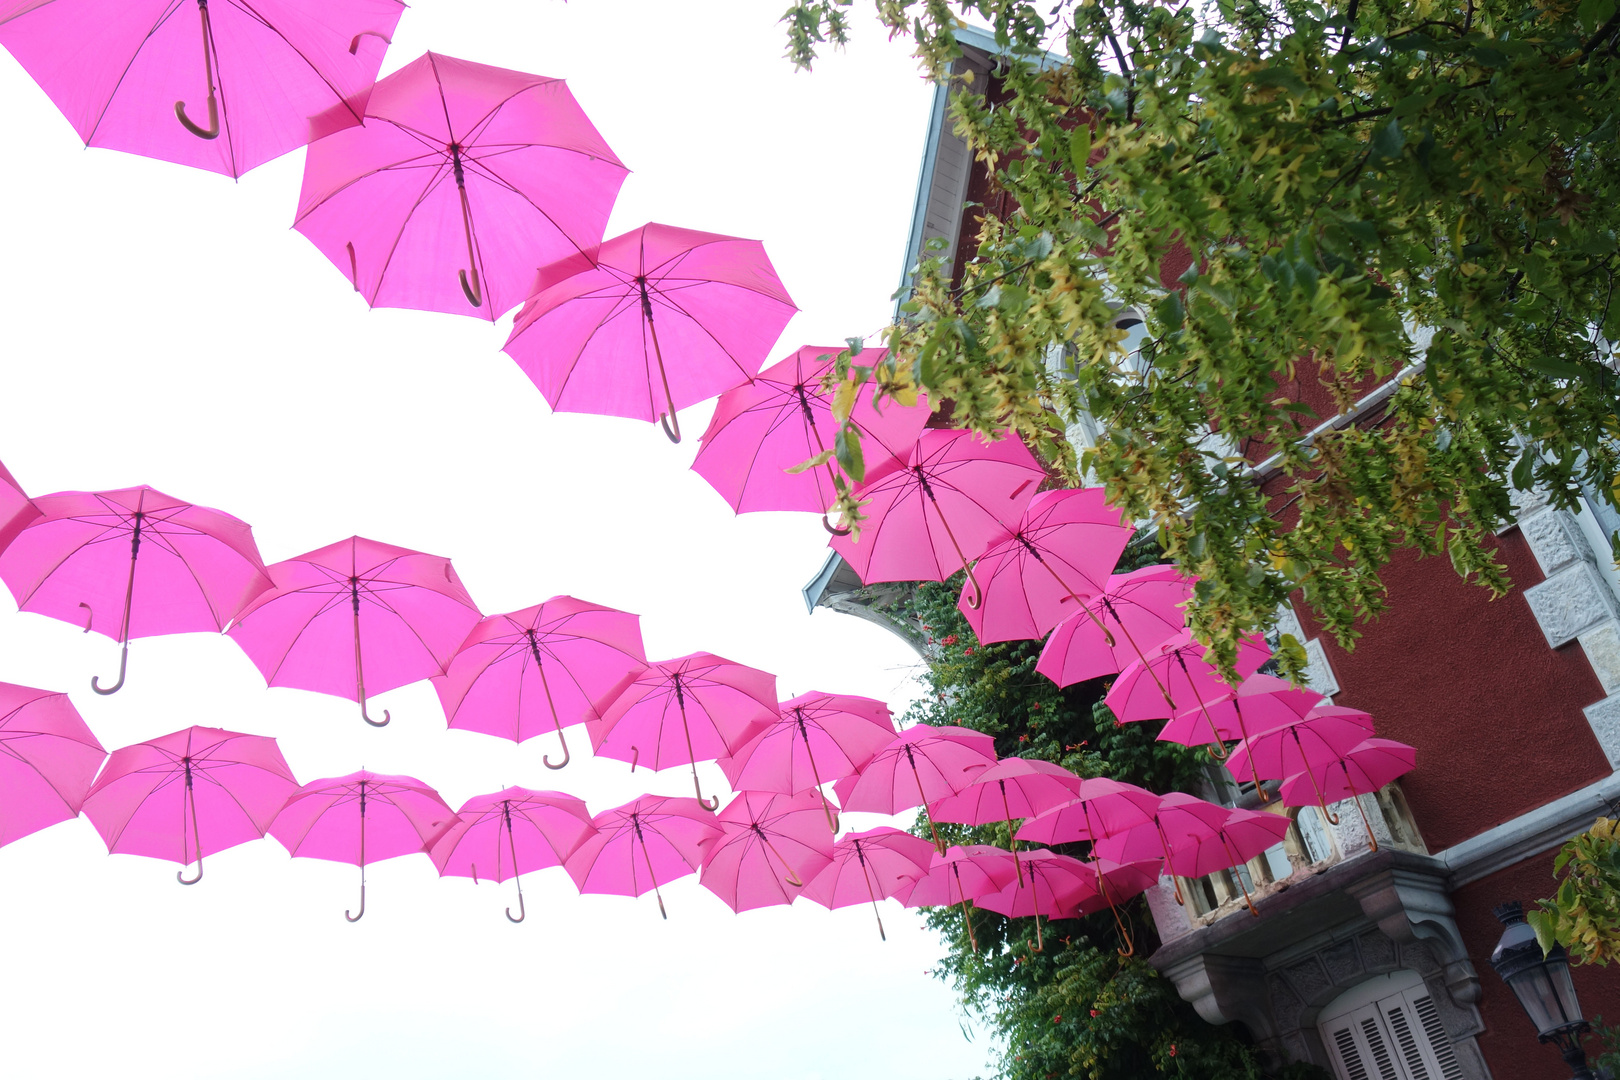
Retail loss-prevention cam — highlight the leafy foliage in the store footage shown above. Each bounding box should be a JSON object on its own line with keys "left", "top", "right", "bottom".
{"left": 785, "top": 0, "right": 1620, "bottom": 677}
{"left": 1530, "top": 816, "right": 1620, "bottom": 965}
{"left": 900, "top": 579, "right": 1326, "bottom": 1078}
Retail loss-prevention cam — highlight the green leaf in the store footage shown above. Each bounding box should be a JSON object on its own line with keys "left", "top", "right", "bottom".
{"left": 1370, "top": 119, "right": 1406, "bottom": 159}
{"left": 1155, "top": 291, "right": 1185, "bottom": 331}
{"left": 1527, "top": 356, "right": 1589, "bottom": 381}
{"left": 786, "top": 449, "right": 835, "bottom": 475}
{"left": 834, "top": 422, "right": 866, "bottom": 484}
{"left": 1577, "top": 0, "right": 1614, "bottom": 33}
{"left": 1069, "top": 125, "right": 1092, "bottom": 174}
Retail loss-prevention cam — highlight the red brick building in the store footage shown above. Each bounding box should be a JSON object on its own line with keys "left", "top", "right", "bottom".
{"left": 807, "top": 25, "right": 1620, "bottom": 1080}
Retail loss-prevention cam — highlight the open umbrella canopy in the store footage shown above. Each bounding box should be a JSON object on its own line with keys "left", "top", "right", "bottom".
{"left": 1096, "top": 805, "right": 1291, "bottom": 880}
{"left": 427, "top": 787, "right": 595, "bottom": 881}
{"left": 563, "top": 794, "right": 721, "bottom": 919}
{"left": 586, "top": 651, "right": 778, "bottom": 807}
{"left": 834, "top": 724, "right": 997, "bottom": 816}
{"left": 0, "top": 458, "right": 38, "bottom": 556}
{"left": 1156, "top": 673, "right": 1327, "bottom": 749}
{"left": 295, "top": 51, "right": 627, "bottom": 320}
{"left": 958, "top": 488, "right": 1134, "bottom": 645}
{"left": 504, "top": 222, "right": 797, "bottom": 441}
{"left": 433, "top": 596, "right": 646, "bottom": 765}
{"left": 271, "top": 770, "right": 456, "bottom": 921}
{"left": 1226, "top": 710, "right": 1381, "bottom": 786}
{"left": 897, "top": 845, "right": 1019, "bottom": 907}
{"left": 829, "top": 428, "right": 1045, "bottom": 600}
{"left": 0, "top": 681, "right": 106, "bottom": 849}
{"left": 798, "top": 826, "right": 935, "bottom": 910}
{"left": 0, "top": 0, "right": 405, "bottom": 176}
{"left": 227, "top": 536, "right": 482, "bottom": 727}
{"left": 1103, "top": 629, "right": 1272, "bottom": 725}
{"left": 1278, "top": 738, "right": 1415, "bottom": 806}
{"left": 690, "top": 345, "right": 930, "bottom": 518}
{"left": 928, "top": 757, "right": 1084, "bottom": 826}
{"left": 973, "top": 849, "right": 1097, "bottom": 919}
{"left": 699, "top": 790, "right": 835, "bottom": 913}
{"left": 718, "top": 690, "right": 895, "bottom": 800}
{"left": 0, "top": 485, "right": 273, "bottom": 693}
{"left": 1036, "top": 565, "right": 1194, "bottom": 688}
{"left": 1013, "top": 777, "right": 1162, "bottom": 846}
{"left": 82, "top": 725, "right": 297, "bottom": 882}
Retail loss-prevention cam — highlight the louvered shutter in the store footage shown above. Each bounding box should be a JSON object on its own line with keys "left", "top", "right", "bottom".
{"left": 1321, "top": 981, "right": 1466, "bottom": 1080}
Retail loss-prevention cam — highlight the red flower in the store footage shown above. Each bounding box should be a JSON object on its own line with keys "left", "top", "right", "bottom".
{"left": 1169, "top": 1045, "right": 1177, "bottom": 1058}
{"left": 1018, "top": 734, "right": 1029, "bottom": 742}
{"left": 1090, "top": 1009, "right": 1099, "bottom": 1017}
{"left": 1052, "top": 1015, "right": 1062, "bottom": 1024}
{"left": 941, "top": 634, "right": 959, "bottom": 646}
{"left": 963, "top": 647, "right": 974, "bottom": 656}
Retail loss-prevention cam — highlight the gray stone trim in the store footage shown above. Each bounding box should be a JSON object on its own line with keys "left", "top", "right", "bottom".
{"left": 1151, "top": 850, "right": 1487, "bottom": 1074}
{"left": 1523, "top": 561, "right": 1620, "bottom": 649}
{"left": 1437, "top": 770, "right": 1620, "bottom": 888}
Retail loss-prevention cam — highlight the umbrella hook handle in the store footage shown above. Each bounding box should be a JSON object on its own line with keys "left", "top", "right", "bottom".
{"left": 175, "top": 0, "right": 220, "bottom": 140}
{"left": 821, "top": 513, "right": 852, "bottom": 537}
{"left": 505, "top": 891, "right": 526, "bottom": 924}
{"left": 346, "top": 877, "right": 366, "bottom": 922}
{"left": 658, "top": 411, "right": 682, "bottom": 444}
{"left": 176, "top": 858, "right": 202, "bottom": 886}
{"left": 348, "top": 29, "right": 392, "bottom": 54}
{"left": 542, "top": 730, "right": 571, "bottom": 770}
{"left": 78, "top": 602, "right": 93, "bottom": 634}
{"left": 459, "top": 268, "right": 483, "bottom": 309}
{"left": 91, "top": 642, "right": 129, "bottom": 696}
{"left": 360, "top": 701, "right": 390, "bottom": 728}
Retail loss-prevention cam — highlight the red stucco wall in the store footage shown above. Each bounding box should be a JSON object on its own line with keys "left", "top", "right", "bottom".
{"left": 1452, "top": 852, "right": 1620, "bottom": 1079}
{"left": 1295, "top": 528, "right": 1610, "bottom": 852}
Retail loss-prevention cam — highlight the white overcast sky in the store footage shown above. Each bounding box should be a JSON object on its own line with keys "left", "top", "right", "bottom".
{"left": 0, "top": 2, "right": 997, "bottom": 1077}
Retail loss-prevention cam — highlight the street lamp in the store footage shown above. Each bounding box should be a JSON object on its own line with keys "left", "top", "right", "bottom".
{"left": 1490, "top": 901, "right": 1595, "bottom": 1079}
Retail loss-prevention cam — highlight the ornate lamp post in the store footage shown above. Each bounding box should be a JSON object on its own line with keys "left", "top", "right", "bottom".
{"left": 1490, "top": 901, "right": 1596, "bottom": 1079}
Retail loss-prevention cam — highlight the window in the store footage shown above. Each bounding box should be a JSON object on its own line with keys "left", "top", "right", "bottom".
{"left": 1296, "top": 805, "right": 1334, "bottom": 864}
{"left": 1319, "top": 971, "right": 1464, "bottom": 1080}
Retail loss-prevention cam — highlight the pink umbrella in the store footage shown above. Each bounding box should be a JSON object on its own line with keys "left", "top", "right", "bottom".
{"left": 426, "top": 787, "right": 595, "bottom": 923}
{"left": 0, "top": 0, "right": 404, "bottom": 176}
{"left": 227, "top": 536, "right": 482, "bottom": 727}
{"left": 957, "top": 488, "right": 1134, "bottom": 644}
{"left": 504, "top": 222, "right": 797, "bottom": 442}
{"left": 564, "top": 794, "right": 722, "bottom": 919}
{"left": 270, "top": 770, "right": 457, "bottom": 921}
{"left": 690, "top": 345, "right": 930, "bottom": 530}
{"left": 1279, "top": 737, "right": 1415, "bottom": 851}
{"left": 1035, "top": 565, "right": 1194, "bottom": 688}
{"left": 82, "top": 725, "right": 297, "bottom": 884}
{"left": 1093, "top": 791, "right": 1228, "bottom": 906}
{"left": 0, "top": 681, "right": 106, "bottom": 849}
{"left": 295, "top": 52, "right": 627, "bottom": 320}
{"left": 1096, "top": 803, "right": 1291, "bottom": 916}
{"left": 1072, "top": 856, "right": 1163, "bottom": 955}
{"left": 973, "top": 848, "right": 1095, "bottom": 951}
{"left": 835, "top": 725, "right": 997, "bottom": 849}
{"left": 1012, "top": 777, "right": 1162, "bottom": 846}
{"left": 1228, "top": 709, "right": 1379, "bottom": 844}
{"left": 699, "top": 790, "right": 835, "bottom": 913}
{"left": 718, "top": 691, "right": 896, "bottom": 830}
{"left": 798, "top": 825, "right": 935, "bottom": 940}
{"left": 0, "top": 485, "right": 272, "bottom": 694}
{"left": 0, "top": 458, "right": 39, "bottom": 556}
{"left": 829, "top": 428, "right": 1045, "bottom": 606}
{"left": 897, "top": 844, "right": 1019, "bottom": 952}
{"left": 586, "top": 652, "right": 778, "bottom": 808}
{"left": 928, "top": 757, "right": 1084, "bottom": 885}
{"left": 1103, "top": 629, "right": 1272, "bottom": 759}
{"left": 1157, "top": 673, "right": 1328, "bottom": 750}
{"left": 433, "top": 597, "right": 646, "bottom": 768}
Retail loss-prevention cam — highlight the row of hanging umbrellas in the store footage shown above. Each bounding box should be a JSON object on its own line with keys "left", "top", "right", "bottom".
{"left": 1, "top": 11, "right": 813, "bottom": 443}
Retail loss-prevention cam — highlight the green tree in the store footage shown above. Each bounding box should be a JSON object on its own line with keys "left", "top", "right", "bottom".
{"left": 786, "top": 0, "right": 1620, "bottom": 677}
{"left": 901, "top": 578, "right": 1326, "bottom": 1078}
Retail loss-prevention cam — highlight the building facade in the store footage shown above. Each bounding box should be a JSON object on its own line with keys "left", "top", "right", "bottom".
{"left": 808, "top": 25, "right": 1620, "bottom": 1080}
